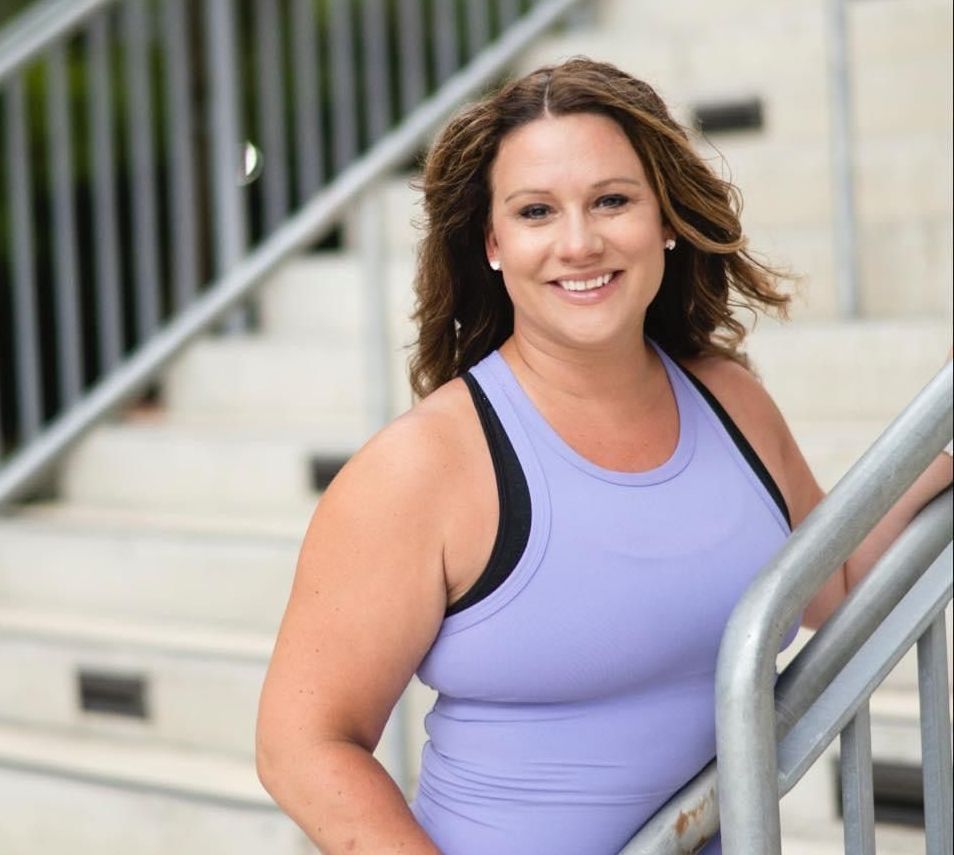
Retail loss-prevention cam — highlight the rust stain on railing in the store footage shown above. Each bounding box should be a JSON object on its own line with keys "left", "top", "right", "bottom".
{"left": 672, "top": 786, "right": 715, "bottom": 854}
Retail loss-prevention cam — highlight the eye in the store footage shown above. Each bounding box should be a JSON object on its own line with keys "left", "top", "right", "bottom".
{"left": 595, "top": 193, "right": 630, "bottom": 210}
{"left": 518, "top": 203, "right": 552, "bottom": 220}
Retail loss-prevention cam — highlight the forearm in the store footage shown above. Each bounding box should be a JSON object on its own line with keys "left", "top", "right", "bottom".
{"left": 845, "top": 450, "right": 953, "bottom": 590}
{"left": 258, "top": 739, "right": 441, "bottom": 855}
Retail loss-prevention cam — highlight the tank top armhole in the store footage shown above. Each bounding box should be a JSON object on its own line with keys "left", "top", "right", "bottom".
{"left": 445, "top": 373, "right": 532, "bottom": 617}
{"left": 680, "top": 367, "right": 792, "bottom": 529}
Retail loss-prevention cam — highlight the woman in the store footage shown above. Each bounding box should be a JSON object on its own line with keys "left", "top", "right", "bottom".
{"left": 256, "top": 58, "right": 952, "bottom": 855}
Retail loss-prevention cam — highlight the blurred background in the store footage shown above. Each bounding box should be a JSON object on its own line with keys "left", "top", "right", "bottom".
{"left": 0, "top": 0, "right": 950, "bottom": 852}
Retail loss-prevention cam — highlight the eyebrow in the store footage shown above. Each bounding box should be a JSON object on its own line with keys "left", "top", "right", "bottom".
{"left": 502, "top": 177, "right": 645, "bottom": 204}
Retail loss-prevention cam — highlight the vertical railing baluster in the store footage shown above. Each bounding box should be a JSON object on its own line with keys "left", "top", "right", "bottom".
{"left": 4, "top": 76, "right": 42, "bottom": 441}
{"left": 358, "top": 188, "right": 391, "bottom": 430}
{"left": 161, "top": 0, "right": 200, "bottom": 312}
{"left": 86, "top": 12, "right": 124, "bottom": 373}
{"left": 122, "top": 0, "right": 162, "bottom": 341}
{"left": 46, "top": 44, "right": 83, "bottom": 407}
{"left": 362, "top": 0, "right": 391, "bottom": 143}
{"left": 918, "top": 614, "right": 954, "bottom": 855}
{"left": 434, "top": 0, "right": 460, "bottom": 83}
{"left": 839, "top": 702, "right": 876, "bottom": 855}
{"left": 465, "top": 0, "right": 491, "bottom": 59}
{"left": 498, "top": 0, "right": 522, "bottom": 28}
{"left": 397, "top": 0, "right": 426, "bottom": 113}
{"left": 329, "top": 0, "right": 358, "bottom": 171}
{"left": 252, "top": 0, "right": 290, "bottom": 233}
{"left": 204, "top": 0, "right": 248, "bottom": 330}
{"left": 290, "top": 0, "right": 323, "bottom": 201}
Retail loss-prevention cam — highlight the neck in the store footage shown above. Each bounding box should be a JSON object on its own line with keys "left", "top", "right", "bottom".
{"left": 499, "top": 329, "right": 659, "bottom": 408}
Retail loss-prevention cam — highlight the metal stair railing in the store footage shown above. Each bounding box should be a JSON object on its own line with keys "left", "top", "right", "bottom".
{"left": 0, "top": 0, "right": 592, "bottom": 507}
{"left": 621, "top": 361, "right": 953, "bottom": 854}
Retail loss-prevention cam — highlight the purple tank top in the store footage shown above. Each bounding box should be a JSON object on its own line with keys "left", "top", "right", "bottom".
{"left": 410, "top": 342, "right": 791, "bottom": 854}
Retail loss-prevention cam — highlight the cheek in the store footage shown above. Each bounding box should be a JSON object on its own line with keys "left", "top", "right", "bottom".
{"left": 500, "top": 228, "right": 549, "bottom": 268}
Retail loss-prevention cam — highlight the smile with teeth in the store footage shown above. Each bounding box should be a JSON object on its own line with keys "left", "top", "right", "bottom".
{"left": 554, "top": 271, "right": 616, "bottom": 292}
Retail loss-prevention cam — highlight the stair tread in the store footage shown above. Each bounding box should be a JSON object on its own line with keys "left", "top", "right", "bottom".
{"left": 0, "top": 720, "right": 271, "bottom": 808}
{"left": 102, "top": 417, "right": 362, "bottom": 450}
{"left": 0, "top": 604, "right": 274, "bottom": 662}
{"left": 8, "top": 501, "right": 315, "bottom": 539}
{"left": 2, "top": 502, "right": 312, "bottom": 542}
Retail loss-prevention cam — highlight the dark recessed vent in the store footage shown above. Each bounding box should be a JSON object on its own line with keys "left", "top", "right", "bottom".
{"left": 78, "top": 671, "right": 149, "bottom": 719}
{"left": 692, "top": 98, "right": 764, "bottom": 134}
{"left": 835, "top": 759, "right": 924, "bottom": 828}
{"left": 310, "top": 455, "right": 350, "bottom": 491}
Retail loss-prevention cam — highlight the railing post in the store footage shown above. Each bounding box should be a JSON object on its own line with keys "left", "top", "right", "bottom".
{"left": 204, "top": 0, "right": 248, "bottom": 330}
{"left": 717, "top": 362, "right": 953, "bottom": 853}
{"left": 3, "top": 76, "right": 42, "bottom": 442}
{"left": 839, "top": 702, "right": 876, "bottom": 855}
{"left": 918, "top": 612, "right": 954, "bottom": 854}
{"left": 716, "top": 632, "right": 783, "bottom": 853}
{"left": 826, "top": 0, "right": 860, "bottom": 317}
{"left": 358, "top": 187, "right": 394, "bottom": 448}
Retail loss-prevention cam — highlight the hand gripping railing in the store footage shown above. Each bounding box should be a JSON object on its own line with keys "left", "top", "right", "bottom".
{"left": 621, "top": 360, "right": 953, "bottom": 854}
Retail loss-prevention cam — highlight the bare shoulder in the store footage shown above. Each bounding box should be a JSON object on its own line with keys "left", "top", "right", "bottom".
{"left": 679, "top": 353, "right": 787, "bottom": 445}
{"left": 324, "top": 376, "right": 478, "bottom": 509}
{"left": 679, "top": 352, "right": 823, "bottom": 525}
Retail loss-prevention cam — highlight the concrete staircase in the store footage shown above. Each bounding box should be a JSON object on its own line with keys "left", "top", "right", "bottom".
{"left": 0, "top": 1, "right": 950, "bottom": 852}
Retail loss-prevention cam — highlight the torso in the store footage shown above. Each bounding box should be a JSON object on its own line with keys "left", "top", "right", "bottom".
{"left": 433, "top": 341, "right": 790, "bottom": 611}
{"left": 409, "top": 341, "right": 793, "bottom": 855}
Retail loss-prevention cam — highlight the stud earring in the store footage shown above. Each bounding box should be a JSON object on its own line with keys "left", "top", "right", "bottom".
{"left": 489, "top": 259, "right": 501, "bottom": 271}
{"left": 664, "top": 239, "right": 676, "bottom": 251}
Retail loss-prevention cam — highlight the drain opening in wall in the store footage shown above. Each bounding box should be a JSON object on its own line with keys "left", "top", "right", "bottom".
{"left": 78, "top": 670, "right": 149, "bottom": 719}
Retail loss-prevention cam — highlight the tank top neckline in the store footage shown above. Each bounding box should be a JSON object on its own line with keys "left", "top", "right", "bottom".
{"left": 483, "top": 340, "right": 698, "bottom": 486}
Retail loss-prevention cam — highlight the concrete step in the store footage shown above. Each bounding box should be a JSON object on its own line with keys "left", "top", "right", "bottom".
{"left": 0, "top": 722, "right": 314, "bottom": 855}
{"left": 597, "top": 0, "right": 786, "bottom": 31}
{"left": 258, "top": 251, "right": 417, "bottom": 341}
{"left": 781, "top": 740, "right": 928, "bottom": 855}
{"left": 162, "top": 334, "right": 414, "bottom": 428}
{"left": 755, "top": 217, "right": 952, "bottom": 322}
{"left": 0, "top": 511, "right": 299, "bottom": 631}
{"left": 699, "top": 133, "right": 949, "bottom": 229}
{"left": 55, "top": 421, "right": 332, "bottom": 515}
{"left": 745, "top": 319, "right": 950, "bottom": 424}
{"left": 163, "top": 337, "right": 364, "bottom": 429}
{"left": 340, "top": 181, "right": 423, "bottom": 255}
{"left": 13, "top": 499, "right": 314, "bottom": 538}
{"left": 0, "top": 602, "right": 432, "bottom": 779}
{"left": 788, "top": 419, "right": 886, "bottom": 491}
{"left": 0, "top": 605, "right": 271, "bottom": 757}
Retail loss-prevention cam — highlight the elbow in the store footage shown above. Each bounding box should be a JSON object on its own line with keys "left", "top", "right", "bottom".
{"left": 255, "top": 726, "right": 283, "bottom": 799}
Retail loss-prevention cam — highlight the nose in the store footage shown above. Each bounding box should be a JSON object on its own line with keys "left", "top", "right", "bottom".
{"left": 555, "top": 211, "right": 603, "bottom": 262}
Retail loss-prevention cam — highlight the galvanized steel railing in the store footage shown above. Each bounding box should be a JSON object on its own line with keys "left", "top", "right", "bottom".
{"left": 0, "top": 0, "right": 590, "bottom": 505}
{"left": 622, "top": 361, "right": 953, "bottom": 854}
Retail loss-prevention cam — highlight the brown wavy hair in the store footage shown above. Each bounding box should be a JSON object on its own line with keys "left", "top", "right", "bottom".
{"left": 409, "top": 57, "right": 789, "bottom": 398}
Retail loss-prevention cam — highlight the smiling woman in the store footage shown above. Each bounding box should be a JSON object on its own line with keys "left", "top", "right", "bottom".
{"left": 484, "top": 113, "right": 671, "bottom": 352}
{"left": 255, "top": 58, "right": 954, "bottom": 855}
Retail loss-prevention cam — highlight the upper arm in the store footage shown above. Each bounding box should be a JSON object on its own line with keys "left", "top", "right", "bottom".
{"left": 257, "top": 412, "right": 453, "bottom": 759}
{"left": 681, "top": 354, "right": 838, "bottom": 626}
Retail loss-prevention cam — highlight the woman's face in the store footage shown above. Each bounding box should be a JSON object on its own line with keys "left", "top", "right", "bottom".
{"left": 485, "top": 112, "right": 672, "bottom": 354}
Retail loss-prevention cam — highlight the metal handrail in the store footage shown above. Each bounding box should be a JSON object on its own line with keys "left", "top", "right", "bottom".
{"left": 619, "top": 486, "right": 952, "bottom": 854}
{"left": 715, "top": 359, "right": 952, "bottom": 853}
{"left": 0, "top": 0, "right": 589, "bottom": 506}
{"left": 0, "top": 0, "right": 118, "bottom": 83}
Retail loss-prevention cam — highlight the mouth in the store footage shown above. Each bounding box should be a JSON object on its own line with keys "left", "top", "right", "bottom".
{"left": 549, "top": 270, "right": 620, "bottom": 293}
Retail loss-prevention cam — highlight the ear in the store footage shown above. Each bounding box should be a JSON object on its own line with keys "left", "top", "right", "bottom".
{"left": 485, "top": 226, "right": 500, "bottom": 269}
